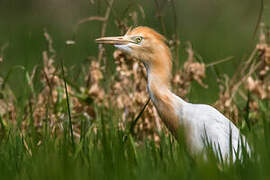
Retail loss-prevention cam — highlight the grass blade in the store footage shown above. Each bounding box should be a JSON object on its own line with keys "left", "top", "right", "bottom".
{"left": 60, "top": 58, "right": 75, "bottom": 150}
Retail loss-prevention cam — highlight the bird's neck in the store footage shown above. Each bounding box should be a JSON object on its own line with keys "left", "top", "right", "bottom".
{"left": 143, "top": 55, "right": 186, "bottom": 136}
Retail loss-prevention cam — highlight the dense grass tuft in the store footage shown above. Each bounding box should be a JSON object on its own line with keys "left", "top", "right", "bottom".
{"left": 0, "top": 101, "right": 270, "bottom": 180}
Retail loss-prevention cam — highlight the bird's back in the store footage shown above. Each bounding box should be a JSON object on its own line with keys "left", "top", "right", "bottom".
{"left": 178, "top": 101, "right": 250, "bottom": 161}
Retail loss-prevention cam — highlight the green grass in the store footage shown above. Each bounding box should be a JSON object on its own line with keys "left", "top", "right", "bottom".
{"left": 0, "top": 100, "right": 270, "bottom": 180}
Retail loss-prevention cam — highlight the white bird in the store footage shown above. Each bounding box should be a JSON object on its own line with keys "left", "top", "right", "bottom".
{"left": 96, "top": 26, "right": 250, "bottom": 162}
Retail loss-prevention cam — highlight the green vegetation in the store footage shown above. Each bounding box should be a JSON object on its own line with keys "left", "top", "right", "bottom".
{"left": 0, "top": 101, "right": 270, "bottom": 180}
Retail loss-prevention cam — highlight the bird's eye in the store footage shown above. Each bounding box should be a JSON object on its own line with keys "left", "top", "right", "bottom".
{"left": 135, "top": 36, "right": 143, "bottom": 44}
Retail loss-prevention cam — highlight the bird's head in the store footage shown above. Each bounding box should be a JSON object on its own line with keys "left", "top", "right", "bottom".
{"left": 96, "top": 26, "right": 172, "bottom": 67}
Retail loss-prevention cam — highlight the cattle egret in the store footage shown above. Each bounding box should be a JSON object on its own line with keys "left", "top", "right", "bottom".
{"left": 96, "top": 26, "right": 250, "bottom": 162}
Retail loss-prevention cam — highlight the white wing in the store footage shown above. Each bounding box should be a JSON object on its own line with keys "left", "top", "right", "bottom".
{"left": 181, "top": 103, "right": 250, "bottom": 161}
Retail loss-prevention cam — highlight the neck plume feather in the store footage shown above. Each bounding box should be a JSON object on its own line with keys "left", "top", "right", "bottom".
{"left": 144, "top": 43, "right": 183, "bottom": 137}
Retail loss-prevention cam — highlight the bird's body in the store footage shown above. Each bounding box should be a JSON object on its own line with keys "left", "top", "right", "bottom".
{"left": 96, "top": 26, "right": 249, "bottom": 161}
{"left": 145, "top": 61, "right": 246, "bottom": 161}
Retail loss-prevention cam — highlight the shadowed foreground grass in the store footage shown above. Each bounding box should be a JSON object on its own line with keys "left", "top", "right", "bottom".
{"left": 0, "top": 100, "right": 270, "bottom": 180}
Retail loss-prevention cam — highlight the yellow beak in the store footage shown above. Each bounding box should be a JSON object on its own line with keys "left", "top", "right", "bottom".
{"left": 95, "top": 36, "right": 132, "bottom": 45}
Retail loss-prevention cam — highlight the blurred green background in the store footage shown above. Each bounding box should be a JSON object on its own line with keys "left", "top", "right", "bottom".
{"left": 0, "top": 0, "right": 269, "bottom": 103}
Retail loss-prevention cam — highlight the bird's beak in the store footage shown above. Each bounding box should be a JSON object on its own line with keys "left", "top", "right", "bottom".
{"left": 95, "top": 36, "right": 132, "bottom": 45}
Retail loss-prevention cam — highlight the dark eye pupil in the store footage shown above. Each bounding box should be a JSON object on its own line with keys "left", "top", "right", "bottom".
{"left": 136, "top": 37, "right": 141, "bottom": 42}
